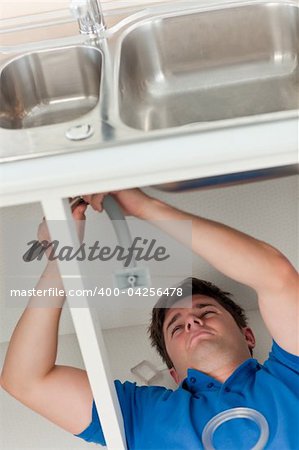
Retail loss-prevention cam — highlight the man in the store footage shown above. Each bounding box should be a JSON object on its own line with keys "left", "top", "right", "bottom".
{"left": 1, "top": 189, "right": 298, "bottom": 449}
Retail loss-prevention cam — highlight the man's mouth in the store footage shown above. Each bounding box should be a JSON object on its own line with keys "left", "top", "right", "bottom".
{"left": 188, "top": 330, "right": 214, "bottom": 348}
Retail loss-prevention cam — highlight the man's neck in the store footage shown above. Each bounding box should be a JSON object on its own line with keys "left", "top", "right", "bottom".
{"left": 187, "top": 354, "right": 252, "bottom": 384}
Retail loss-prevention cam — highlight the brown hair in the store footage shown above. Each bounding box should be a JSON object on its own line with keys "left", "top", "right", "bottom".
{"left": 148, "top": 277, "right": 249, "bottom": 369}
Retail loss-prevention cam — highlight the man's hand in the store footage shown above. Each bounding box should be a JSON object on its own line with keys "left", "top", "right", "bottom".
{"left": 83, "top": 189, "right": 154, "bottom": 218}
{"left": 38, "top": 200, "right": 88, "bottom": 258}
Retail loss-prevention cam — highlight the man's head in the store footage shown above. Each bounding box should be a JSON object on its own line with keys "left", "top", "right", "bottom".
{"left": 148, "top": 278, "right": 255, "bottom": 383}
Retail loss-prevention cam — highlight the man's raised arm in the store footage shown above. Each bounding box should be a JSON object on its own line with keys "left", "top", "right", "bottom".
{"left": 86, "top": 189, "right": 298, "bottom": 356}
{"left": 0, "top": 202, "right": 94, "bottom": 435}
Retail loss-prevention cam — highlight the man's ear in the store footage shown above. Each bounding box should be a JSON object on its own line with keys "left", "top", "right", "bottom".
{"left": 243, "top": 327, "right": 256, "bottom": 351}
{"left": 169, "top": 367, "right": 180, "bottom": 384}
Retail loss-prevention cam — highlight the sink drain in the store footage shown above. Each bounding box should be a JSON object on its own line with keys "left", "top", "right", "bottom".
{"left": 65, "top": 124, "right": 94, "bottom": 141}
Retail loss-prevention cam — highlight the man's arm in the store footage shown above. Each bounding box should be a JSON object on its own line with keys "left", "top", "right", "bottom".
{"left": 86, "top": 189, "right": 298, "bottom": 355}
{"left": 161, "top": 205, "right": 297, "bottom": 356}
{"left": 0, "top": 203, "right": 93, "bottom": 435}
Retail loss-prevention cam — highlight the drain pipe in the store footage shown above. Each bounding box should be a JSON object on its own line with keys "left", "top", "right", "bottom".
{"left": 103, "top": 194, "right": 136, "bottom": 268}
{"left": 103, "top": 194, "right": 150, "bottom": 290}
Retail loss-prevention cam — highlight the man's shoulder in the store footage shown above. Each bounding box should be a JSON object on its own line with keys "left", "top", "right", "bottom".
{"left": 260, "top": 340, "right": 299, "bottom": 394}
{"left": 263, "top": 340, "right": 299, "bottom": 373}
{"left": 115, "top": 379, "right": 174, "bottom": 395}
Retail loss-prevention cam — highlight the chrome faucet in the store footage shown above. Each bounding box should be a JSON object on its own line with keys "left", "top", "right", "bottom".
{"left": 70, "top": 0, "right": 106, "bottom": 36}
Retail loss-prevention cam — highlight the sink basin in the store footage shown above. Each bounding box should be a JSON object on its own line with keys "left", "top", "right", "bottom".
{"left": 0, "top": 45, "right": 102, "bottom": 129}
{"left": 118, "top": 2, "right": 298, "bottom": 131}
{"left": 0, "top": 0, "right": 298, "bottom": 163}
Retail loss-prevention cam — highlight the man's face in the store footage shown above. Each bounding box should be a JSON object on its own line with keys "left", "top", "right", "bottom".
{"left": 163, "top": 295, "right": 255, "bottom": 383}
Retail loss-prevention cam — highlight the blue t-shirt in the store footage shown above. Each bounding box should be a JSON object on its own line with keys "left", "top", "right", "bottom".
{"left": 75, "top": 341, "right": 299, "bottom": 449}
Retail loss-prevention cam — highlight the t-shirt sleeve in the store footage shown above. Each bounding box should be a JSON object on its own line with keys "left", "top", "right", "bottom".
{"left": 74, "top": 379, "right": 169, "bottom": 446}
{"left": 74, "top": 398, "right": 106, "bottom": 446}
{"left": 74, "top": 379, "right": 138, "bottom": 446}
{"left": 263, "top": 340, "right": 299, "bottom": 395}
{"left": 269, "top": 340, "right": 299, "bottom": 373}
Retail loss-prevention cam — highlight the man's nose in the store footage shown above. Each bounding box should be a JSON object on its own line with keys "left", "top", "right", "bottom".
{"left": 185, "top": 316, "right": 203, "bottom": 332}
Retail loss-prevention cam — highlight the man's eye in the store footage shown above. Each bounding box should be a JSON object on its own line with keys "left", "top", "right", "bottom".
{"left": 171, "top": 325, "right": 182, "bottom": 336}
{"left": 200, "top": 311, "right": 215, "bottom": 319}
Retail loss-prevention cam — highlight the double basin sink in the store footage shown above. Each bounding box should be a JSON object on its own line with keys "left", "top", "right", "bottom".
{"left": 0, "top": 0, "right": 298, "bottom": 162}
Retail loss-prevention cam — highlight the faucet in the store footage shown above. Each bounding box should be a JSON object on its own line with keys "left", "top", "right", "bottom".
{"left": 70, "top": 0, "right": 106, "bottom": 36}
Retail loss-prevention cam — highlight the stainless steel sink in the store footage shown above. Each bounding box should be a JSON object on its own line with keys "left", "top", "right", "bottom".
{"left": 118, "top": 2, "right": 298, "bottom": 131}
{"left": 0, "top": 0, "right": 298, "bottom": 162}
{"left": 0, "top": 45, "right": 102, "bottom": 129}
